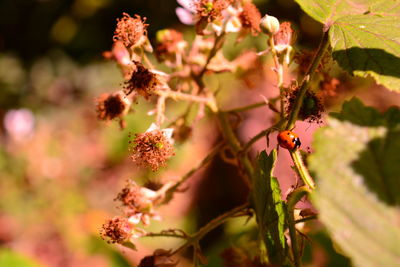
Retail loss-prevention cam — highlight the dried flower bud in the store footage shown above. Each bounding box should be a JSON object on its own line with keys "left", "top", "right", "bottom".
{"left": 273, "top": 21, "right": 293, "bottom": 49}
{"left": 96, "top": 91, "right": 131, "bottom": 121}
{"left": 155, "top": 29, "right": 186, "bottom": 66}
{"left": 115, "top": 181, "right": 152, "bottom": 214}
{"left": 124, "top": 62, "right": 165, "bottom": 99}
{"left": 239, "top": 2, "right": 261, "bottom": 35}
{"left": 129, "top": 124, "right": 175, "bottom": 171}
{"left": 113, "top": 13, "right": 148, "bottom": 48}
{"left": 260, "top": 14, "right": 280, "bottom": 35}
{"left": 100, "top": 216, "right": 133, "bottom": 244}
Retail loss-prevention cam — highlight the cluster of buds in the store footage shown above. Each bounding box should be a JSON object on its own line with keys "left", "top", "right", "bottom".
{"left": 260, "top": 14, "right": 294, "bottom": 64}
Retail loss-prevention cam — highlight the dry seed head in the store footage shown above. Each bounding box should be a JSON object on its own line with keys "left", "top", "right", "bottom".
{"left": 124, "top": 62, "right": 162, "bottom": 99}
{"left": 96, "top": 91, "right": 131, "bottom": 121}
{"left": 100, "top": 216, "right": 132, "bottom": 244}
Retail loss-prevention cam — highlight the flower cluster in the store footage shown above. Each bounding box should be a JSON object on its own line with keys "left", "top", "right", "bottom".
{"left": 101, "top": 180, "right": 162, "bottom": 244}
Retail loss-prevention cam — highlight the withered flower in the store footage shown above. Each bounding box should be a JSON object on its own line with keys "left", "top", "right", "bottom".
{"left": 124, "top": 62, "right": 167, "bottom": 99}
{"left": 96, "top": 91, "right": 131, "bottom": 121}
{"left": 129, "top": 123, "right": 175, "bottom": 171}
{"left": 194, "top": 0, "right": 234, "bottom": 34}
{"left": 115, "top": 180, "right": 160, "bottom": 226}
{"left": 239, "top": 2, "right": 261, "bottom": 35}
{"left": 100, "top": 216, "right": 133, "bottom": 244}
{"left": 273, "top": 21, "right": 294, "bottom": 52}
{"left": 113, "top": 13, "right": 149, "bottom": 49}
{"left": 155, "top": 29, "right": 187, "bottom": 67}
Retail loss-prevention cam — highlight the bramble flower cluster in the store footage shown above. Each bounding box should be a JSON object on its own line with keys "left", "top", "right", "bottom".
{"left": 96, "top": 0, "right": 335, "bottom": 264}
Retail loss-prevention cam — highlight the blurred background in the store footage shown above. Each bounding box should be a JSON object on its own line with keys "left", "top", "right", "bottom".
{"left": 1, "top": 0, "right": 399, "bottom": 266}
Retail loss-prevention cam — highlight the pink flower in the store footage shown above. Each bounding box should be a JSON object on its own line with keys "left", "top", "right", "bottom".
{"left": 176, "top": 0, "right": 196, "bottom": 25}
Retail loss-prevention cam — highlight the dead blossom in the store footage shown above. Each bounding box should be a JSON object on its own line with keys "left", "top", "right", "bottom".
{"left": 239, "top": 2, "right": 261, "bottom": 35}
{"left": 100, "top": 216, "right": 132, "bottom": 244}
{"left": 273, "top": 21, "right": 294, "bottom": 48}
{"left": 124, "top": 62, "right": 162, "bottom": 99}
{"left": 155, "top": 29, "right": 186, "bottom": 64}
{"left": 129, "top": 127, "right": 175, "bottom": 171}
{"left": 96, "top": 91, "right": 130, "bottom": 121}
{"left": 115, "top": 181, "right": 152, "bottom": 215}
{"left": 113, "top": 13, "right": 148, "bottom": 48}
{"left": 195, "top": 0, "right": 233, "bottom": 22}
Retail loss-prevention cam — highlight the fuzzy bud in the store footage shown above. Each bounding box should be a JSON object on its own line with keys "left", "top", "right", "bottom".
{"left": 260, "top": 14, "right": 280, "bottom": 35}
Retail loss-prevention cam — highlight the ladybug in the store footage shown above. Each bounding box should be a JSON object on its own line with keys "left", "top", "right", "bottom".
{"left": 277, "top": 130, "right": 301, "bottom": 150}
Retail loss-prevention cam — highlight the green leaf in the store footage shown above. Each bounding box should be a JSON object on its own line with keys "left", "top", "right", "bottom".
{"left": 252, "top": 150, "right": 287, "bottom": 265}
{"left": 294, "top": 0, "right": 400, "bottom": 92}
{"left": 0, "top": 249, "right": 43, "bottom": 267}
{"left": 309, "top": 98, "right": 400, "bottom": 267}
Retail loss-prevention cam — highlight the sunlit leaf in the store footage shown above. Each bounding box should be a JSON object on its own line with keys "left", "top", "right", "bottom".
{"left": 309, "top": 98, "right": 400, "bottom": 267}
{"left": 252, "top": 150, "right": 287, "bottom": 265}
{"left": 294, "top": 0, "right": 400, "bottom": 92}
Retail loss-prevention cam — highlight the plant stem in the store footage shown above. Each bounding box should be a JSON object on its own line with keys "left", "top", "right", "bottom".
{"left": 225, "top": 101, "right": 267, "bottom": 113}
{"left": 217, "top": 112, "right": 253, "bottom": 186}
{"left": 286, "top": 186, "right": 311, "bottom": 267}
{"left": 162, "top": 142, "right": 224, "bottom": 204}
{"left": 290, "top": 150, "right": 315, "bottom": 190}
{"left": 241, "top": 120, "right": 285, "bottom": 153}
{"left": 285, "top": 32, "right": 329, "bottom": 130}
{"left": 268, "top": 37, "right": 285, "bottom": 117}
{"left": 171, "top": 202, "right": 249, "bottom": 255}
{"left": 295, "top": 215, "right": 317, "bottom": 224}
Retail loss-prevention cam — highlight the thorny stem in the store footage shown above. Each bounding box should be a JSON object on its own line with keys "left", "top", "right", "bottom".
{"left": 287, "top": 186, "right": 311, "bottom": 267}
{"left": 225, "top": 101, "right": 267, "bottom": 113}
{"left": 162, "top": 142, "right": 224, "bottom": 204}
{"left": 295, "top": 215, "right": 317, "bottom": 224}
{"left": 156, "top": 89, "right": 217, "bottom": 112}
{"left": 268, "top": 37, "right": 285, "bottom": 118}
{"left": 217, "top": 112, "right": 253, "bottom": 187}
{"left": 144, "top": 232, "right": 187, "bottom": 239}
{"left": 199, "top": 33, "right": 225, "bottom": 80}
{"left": 290, "top": 150, "right": 315, "bottom": 190}
{"left": 285, "top": 31, "right": 329, "bottom": 130}
{"left": 171, "top": 202, "right": 250, "bottom": 256}
{"left": 241, "top": 120, "right": 285, "bottom": 153}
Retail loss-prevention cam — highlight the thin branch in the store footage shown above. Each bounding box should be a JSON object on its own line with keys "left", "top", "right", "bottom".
{"left": 285, "top": 31, "right": 329, "bottom": 130}
{"left": 162, "top": 142, "right": 224, "bottom": 204}
{"left": 171, "top": 202, "right": 250, "bottom": 255}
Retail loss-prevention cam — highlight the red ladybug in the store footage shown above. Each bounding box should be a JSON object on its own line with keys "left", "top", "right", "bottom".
{"left": 277, "top": 130, "right": 301, "bottom": 150}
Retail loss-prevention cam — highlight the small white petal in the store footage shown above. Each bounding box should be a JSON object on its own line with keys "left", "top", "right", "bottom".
{"left": 146, "top": 123, "right": 160, "bottom": 132}
{"left": 141, "top": 187, "right": 158, "bottom": 199}
{"left": 162, "top": 128, "right": 174, "bottom": 140}
{"left": 225, "top": 17, "right": 241, "bottom": 33}
{"left": 129, "top": 213, "right": 142, "bottom": 225}
{"left": 176, "top": 7, "right": 195, "bottom": 25}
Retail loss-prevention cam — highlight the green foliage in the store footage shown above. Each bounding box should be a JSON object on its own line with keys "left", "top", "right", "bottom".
{"left": 252, "top": 150, "right": 287, "bottom": 265}
{"left": 309, "top": 97, "right": 400, "bottom": 267}
{"left": 0, "top": 249, "right": 42, "bottom": 267}
{"left": 294, "top": 0, "right": 400, "bottom": 92}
